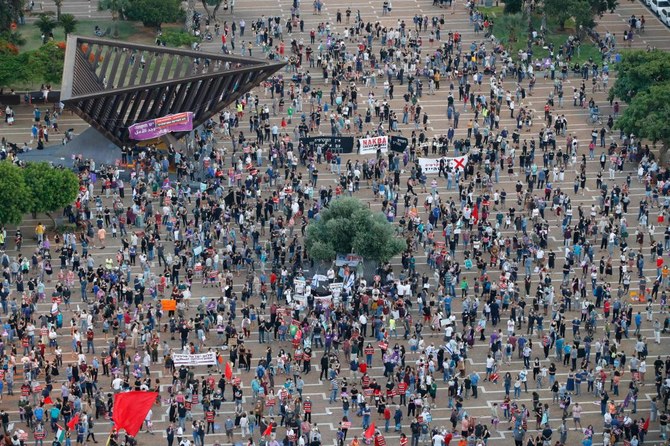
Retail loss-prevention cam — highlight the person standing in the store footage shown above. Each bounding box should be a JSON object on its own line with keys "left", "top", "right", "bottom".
{"left": 166, "top": 424, "right": 175, "bottom": 446}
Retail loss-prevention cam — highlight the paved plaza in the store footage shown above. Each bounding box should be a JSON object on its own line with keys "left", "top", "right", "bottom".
{"left": 1, "top": 1, "right": 670, "bottom": 446}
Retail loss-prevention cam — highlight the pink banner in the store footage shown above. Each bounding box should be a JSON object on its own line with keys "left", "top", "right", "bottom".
{"left": 128, "top": 112, "right": 193, "bottom": 140}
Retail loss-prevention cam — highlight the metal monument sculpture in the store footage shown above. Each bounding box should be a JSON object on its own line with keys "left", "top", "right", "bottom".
{"left": 60, "top": 35, "right": 284, "bottom": 147}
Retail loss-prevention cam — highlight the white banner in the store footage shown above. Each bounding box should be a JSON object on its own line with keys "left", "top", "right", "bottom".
{"left": 418, "top": 155, "right": 469, "bottom": 174}
{"left": 359, "top": 135, "right": 389, "bottom": 155}
{"left": 418, "top": 158, "right": 442, "bottom": 174}
{"left": 172, "top": 352, "right": 217, "bottom": 366}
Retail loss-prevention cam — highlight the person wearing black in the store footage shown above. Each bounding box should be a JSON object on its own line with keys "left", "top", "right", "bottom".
{"left": 86, "top": 416, "right": 98, "bottom": 443}
{"left": 320, "top": 355, "right": 329, "bottom": 381}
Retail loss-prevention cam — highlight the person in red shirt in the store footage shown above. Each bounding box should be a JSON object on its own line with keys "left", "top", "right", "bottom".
{"left": 383, "top": 407, "right": 391, "bottom": 432}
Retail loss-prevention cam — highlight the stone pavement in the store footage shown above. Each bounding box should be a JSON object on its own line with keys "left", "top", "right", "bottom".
{"left": 1, "top": 1, "right": 670, "bottom": 446}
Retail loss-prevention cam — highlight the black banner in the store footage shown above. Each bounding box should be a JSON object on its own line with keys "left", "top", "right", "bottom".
{"left": 300, "top": 136, "right": 354, "bottom": 153}
{"left": 390, "top": 135, "right": 409, "bottom": 153}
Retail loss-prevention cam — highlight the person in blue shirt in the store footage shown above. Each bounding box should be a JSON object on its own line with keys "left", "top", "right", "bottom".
{"left": 563, "top": 344, "right": 572, "bottom": 367}
{"left": 556, "top": 336, "right": 565, "bottom": 361}
{"left": 470, "top": 372, "right": 480, "bottom": 399}
{"left": 443, "top": 295, "right": 452, "bottom": 315}
{"left": 634, "top": 312, "right": 643, "bottom": 336}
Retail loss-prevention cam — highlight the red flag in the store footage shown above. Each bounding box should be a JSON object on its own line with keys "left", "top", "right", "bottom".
{"left": 112, "top": 391, "right": 157, "bottom": 436}
{"left": 262, "top": 424, "right": 273, "bottom": 437}
{"left": 44, "top": 396, "right": 53, "bottom": 405}
{"left": 225, "top": 362, "right": 233, "bottom": 381}
{"left": 364, "top": 423, "right": 375, "bottom": 439}
{"left": 642, "top": 417, "right": 650, "bottom": 432}
{"left": 472, "top": 204, "right": 479, "bottom": 224}
{"left": 67, "top": 413, "right": 80, "bottom": 430}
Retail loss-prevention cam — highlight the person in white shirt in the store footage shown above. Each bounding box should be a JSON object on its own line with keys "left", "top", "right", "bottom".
{"left": 111, "top": 377, "right": 123, "bottom": 392}
{"left": 145, "top": 409, "right": 153, "bottom": 433}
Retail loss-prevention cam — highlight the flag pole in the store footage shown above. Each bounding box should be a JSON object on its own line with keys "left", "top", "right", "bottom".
{"left": 105, "top": 428, "right": 115, "bottom": 446}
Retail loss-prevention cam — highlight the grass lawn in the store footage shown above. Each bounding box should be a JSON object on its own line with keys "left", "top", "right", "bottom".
{"left": 487, "top": 12, "right": 601, "bottom": 65}
{"left": 478, "top": 5, "right": 505, "bottom": 17}
{"left": 18, "top": 19, "right": 154, "bottom": 52}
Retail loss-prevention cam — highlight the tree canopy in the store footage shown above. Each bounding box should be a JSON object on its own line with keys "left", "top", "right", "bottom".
{"left": 0, "top": 162, "right": 80, "bottom": 225}
{"left": 0, "top": 0, "right": 25, "bottom": 31}
{"left": 614, "top": 84, "right": 670, "bottom": 147}
{"left": 608, "top": 50, "right": 670, "bottom": 103}
{"left": 305, "top": 198, "right": 406, "bottom": 264}
{"left": 59, "top": 13, "right": 78, "bottom": 38}
{"left": 22, "top": 163, "right": 80, "bottom": 215}
{"left": 0, "top": 39, "right": 65, "bottom": 88}
{"left": 98, "top": 0, "right": 130, "bottom": 37}
{"left": 28, "top": 41, "right": 65, "bottom": 85}
{"left": 610, "top": 50, "right": 670, "bottom": 159}
{"left": 35, "top": 14, "right": 58, "bottom": 37}
{"left": 543, "top": 0, "right": 618, "bottom": 30}
{"left": 0, "top": 52, "right": 31, "bottom": 88}
{"left": 126, "top": 0, "right": 184, "bottom": 28}
{"left": 201, "top": 0, "right": 224, "bottom": 20}
{"left": 0, "top": 162, "right": 32, "bottom": 225}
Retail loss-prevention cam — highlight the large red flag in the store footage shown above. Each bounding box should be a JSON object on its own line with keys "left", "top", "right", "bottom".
{"left": 225, "top": 362, "right": 233, "bottom": 380}
{"left": 364, "top": 423, "right": 375, "bottom": 439}
{"left": 642, "top": 417, "right": 650, "bottom": 432}
{"left": 67, "top": 413, "right": 80, "bottom": 430}
{"left": 262, "top": 424, "right": 273, "bottom": 437}
{"left": 112, "top": 391, "right": 157, "bottom": 436}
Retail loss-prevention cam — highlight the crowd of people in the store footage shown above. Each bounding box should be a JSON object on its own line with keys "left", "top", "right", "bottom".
{"left": 0, "top": 1, "right": 668, "bottom": 446}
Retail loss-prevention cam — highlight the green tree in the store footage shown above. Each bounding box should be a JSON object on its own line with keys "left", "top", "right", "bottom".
{"left": 305, "top": 198, "right": 406, "bottom": 263}
{"left": 543, "top": 0, "right": 616, "bottom": 31}
{"left": 98, "top": 0, "right": 130, "bottom": 38}
{"left": 610, "top": 51, "right": 670, "bottom": 161}
{"left": 0, "top": 162, "right": 32, "bottom": 225}
{"left": 22, "top": 163, "right": 80, "bottom": 221}
{"left": 59, "top": 13, "right": 78, "bottom": 37}
{"left": 160, "top": 29, "right": 199, "bottom": 47}
{"left": 0, "top": 0, "right": 25, "bottom": 31}
{"left": 608, "top": 50, "right": 670, "bottom": 103}
{"left": 615, "top": 84, "right": 670, "bottom": 160}
{"left": 588, "top": 0, "right": 618, "bottom": 18}
{"left": 28, "top": 41, "right": 65, "bottom": 84}
{"left": 126, "top": 0, "right": 184, "bottom": 28}
{"left": 35, "top": 14, "right": 58, "bottom": 38}
{"left": 201, "top": 0, "right": 224, "bottom": 21}
{"left": 504, "top": 0, "right": 523, "bottom": 14}
{"left": 495, "top": 13, "right": 526, "bottom": 44}
{"left": 0, "top": 30, "right": 27, "bottom": 46}
{"left": 0, "top": 52, "right": 31, "bottom": 88}
{"left": 543, "top": 0, "right": 592, "bottom": 30}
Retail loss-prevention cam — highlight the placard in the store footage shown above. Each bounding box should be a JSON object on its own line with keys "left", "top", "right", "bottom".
{"left": 161, "top": 299, "right": 177, "bottom": 311}
{"left": 299, "top": 136, "right": 355, "bottom": 153}
{"left": 359, "top": 135, "right": 389, "bottom": 155}
{"left": 172, "top": 352, "right": 217, "bottom": 366}
{"left": 418, "top": 155, "right": 469, "bottom": 174}
{"left": 329, "top": 283, "right": 343, "bottom": 299}
{"left": 390, "top": 135, "right": 409, "bottom": 153}
{"left": 294, "top": 278, "right": 306, "bottom": 295}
